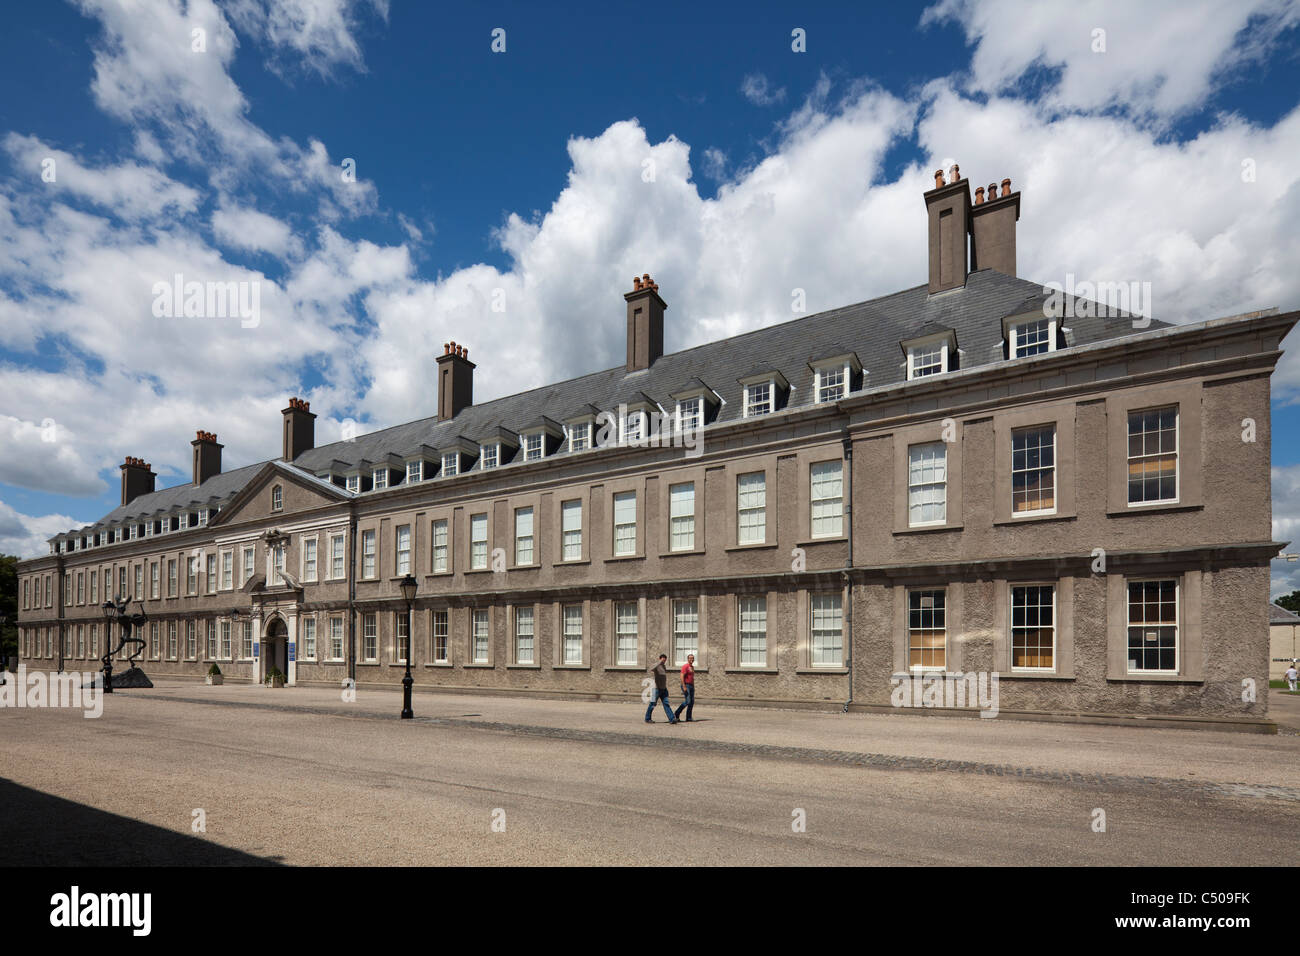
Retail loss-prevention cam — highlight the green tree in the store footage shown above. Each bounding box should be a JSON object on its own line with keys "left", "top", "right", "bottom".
{"left": 1277, "top": 590, "right": 1300, "bottom": 615}
{"left": 0, "top": 553, "right": 16, "bottom": 664}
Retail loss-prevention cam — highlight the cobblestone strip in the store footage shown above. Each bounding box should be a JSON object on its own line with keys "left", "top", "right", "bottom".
{"left": 127, "top": 691, "right": 1300, "bottom": 804}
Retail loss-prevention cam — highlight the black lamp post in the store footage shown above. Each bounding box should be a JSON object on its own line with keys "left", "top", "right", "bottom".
{"left": 399, "top": 574, "right": 417, "bottom": 719}
{"left": 101, "top": 600, "right": 118, "bottom": 693}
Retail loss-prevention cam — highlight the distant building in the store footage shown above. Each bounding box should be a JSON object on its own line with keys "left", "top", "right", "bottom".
{"left": 1270, "top": 602, "right": 1300, "bottom": 680}
{"left": 15, "top": 166, "right": 1298, "bottom": 727}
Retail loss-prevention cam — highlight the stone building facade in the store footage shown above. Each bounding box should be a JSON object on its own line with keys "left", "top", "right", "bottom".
{"left": 15, "top": 169, "right": 1296, "bottom": 728}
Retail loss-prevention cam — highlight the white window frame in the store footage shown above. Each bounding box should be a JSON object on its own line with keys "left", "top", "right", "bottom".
{"left": 346, "top": 474, "right": 361, "bottom": 493}
{"left": 738, "top": 595, "right": 767, "bottom": 667}
{"left": 811, "top": 592, "right": 844, "bottom": 667}
{"left": 1011, "top": 425, "right": 1057, "bottom": 517}
{"left": 362, "top": 612, "right": 378, "bottom": 661}
{"left": 470, "top": 514, "right": 489, "bottom": 570}
{"left": 1009, "top": 317, "right": 1056, "bottom": 358}
{"left": 515, "top": 507, "right": 534, "bottom": 566}
{"left": 301, "top": 617, "right": 317, "bottom": 660}
{"left": 907, "top": 588, "right": 947, "bottom": 672}
{"left": 523, "top": 432, "right": 544, "bottom": 461}
{"left": 406, "top": 460, "right": 424, "bottom": 483}
{"left": 431, "top": 519, "right": 449, "bottom": 573}
{"left": 514, "top": 605, "right": 535, "bottom": 664}
{"left": 669, "top": 482, "right": 695, "bottom": 551}
{"left": 1127, "top": 406, "right": 1180, "bottom": 507}
{"left": 672, "top": 598, "right": 698, "bottom": 666}
{"left": 220, "top": 550, "right": 233, "bottom": 591}
{"left": 567, "top": 421, "right": 591, "bottom": 452}
{"left": 372, "top": 468, "right": 388, "bottom": 491}
{"left": 561, "top": 500, "right": 582, "bottom": 562}
{"left": 737, "top": 472, "right": 766, "bottom": 545}
{"left": 361, "top": 529, "right": 376, "bottom": 579}
{"left": 331, "top": 533, "right": 346, "bottom": 580}
{"left": 810, "top": 460, "right": 844, "bottom": 539}
{"left": 395, "top": 524, "right": 412, "bottom": 576}
{"left": 814, "top": 364, "right": 848, "bottom": 403}
{"left": 480, "top": 444, "right": 499, "bottom": 470}
{"left": 615, "top": 601, "right": 639, "bottom": 666}
{"left": 675, "top": 396, "right": 702, "bottom": 433}
{"left": 329, "top": 616, "right": 344, "bottom": 661}
{"left": 906, "top": 338, "right": 949, "bottom": 379}
{"left": 907, "top": 442, "right": 948, "bottom": 527}
{"left": 1126, "top": 578, "right": 1180, "bottom": 675}
{"left": 432, "top": 610, "right": 449, "bottom": 663}
{"left": 1010, "top": 583, "right": 1057, "bottom": 672}
{"left": 303, "top": 536, "right": 318, "bottom": 582}
{"left": 613, "top": 492, "right": 637, "bottom": 556}
{"left": 441, "top": 452, "right": 459, "bottom": 477}
{"left": 271, "top": 485, "right": 283, "bottom": 511}
{"left": 472, "top": 608, "right": 490, "bottom": 663}
{"left": 743, "top": 381, "right": 772, "bottom": 417}
{"left": 562, "top": 604, "right": 583, "bottom": 665}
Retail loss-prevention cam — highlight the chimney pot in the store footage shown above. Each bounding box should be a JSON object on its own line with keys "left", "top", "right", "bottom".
{"left": 975, "top": 186, "right": 985, "bottom": 205}
{"left": 436, "top": 340, "right": 476, "bottom": 421}
{"left": 624, "top": 272, "right": 666, "bottom": 371}
{"left": 950, "top": 163, "right": 960, "bottom": 182}
{"left": 970, "top": 173, "right": 1021, "bottom": 277}
{"left": 282, "top": 397, "right": 317, "bottom": 461}
{"left": 933, "top": 169, "right": 945, "bottom": 189}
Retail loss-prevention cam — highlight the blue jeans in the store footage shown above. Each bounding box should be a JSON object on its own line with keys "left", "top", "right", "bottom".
{"left": 674, "top": 684, "right": 695, "bottom": 720}
{"left": 645, "top": 687, "right": 675, "bottom": 721}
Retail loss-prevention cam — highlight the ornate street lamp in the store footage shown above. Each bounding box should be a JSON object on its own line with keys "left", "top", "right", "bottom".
{"left": 399, "top": 574, "right": 418, "bottom": 719}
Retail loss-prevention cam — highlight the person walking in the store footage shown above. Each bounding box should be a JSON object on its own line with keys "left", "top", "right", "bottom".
{"left": 674, "top": 654, "right": 696, "bottom": 722}
{"left": 1286, "top": 662, "right": 1298, "bottom": 693}
{"left": 644, "top": 653, "right": 678, "bottom": 723}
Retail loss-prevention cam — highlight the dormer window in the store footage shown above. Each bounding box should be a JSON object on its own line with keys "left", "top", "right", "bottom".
{"left": 372, "top": 469, "right": 388, "bottom": 490}
{"left": 622, "top": 410, "right": 645, "bottom": 443}
{"left": 1009, "top": 317, "right": 1056, "bottom": 358}
{"left": 567, "top": 421, "right": 591, "bottom": 452}
{"left": 902, "top": 330, "right": 956, "bottom": 380}
{"left": 524, "top": 433, "right": 544, "bottom": 461}
{"left": 198, "top": 509, "right": 209, "bottom": 527}
{"left": 744, "top": 382, "right": 771, "bottom": 416}
{"left": 271, "top": 485, "right": 283, "bottom": 511}
{"left": 817, "top": 367, "right": 844, "bottom": 401}
{"left": 676, "top": 397, "right": 701, "bottom": 432}
{"left": 910, "top": 343, "right": 944, "bottom": 377}
{"left": 346, "top": 475, "right": 361, "bottom": 493}
{"left": 810, "top": 353, "right": 860, "bottom": 404}
{"left": 406, "top": 460, "right": 423, "bottom": 483}
{"left": 480, "top": 444, "right": 499, "bottom": 469}
{"left": 441, "top": 452, "right": 459, "bottom": 477}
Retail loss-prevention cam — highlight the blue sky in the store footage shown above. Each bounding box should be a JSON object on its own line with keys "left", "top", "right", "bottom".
{"left": 1, "top": 0, "right": 1299, "bottom": 591}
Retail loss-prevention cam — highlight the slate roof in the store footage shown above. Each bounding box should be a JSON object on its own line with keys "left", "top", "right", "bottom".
{"left": 1270, "top": 602, "right": 1300, "bottom": 625}
{"left": 56, "top": 268, "right": 1165, "bottom": 539}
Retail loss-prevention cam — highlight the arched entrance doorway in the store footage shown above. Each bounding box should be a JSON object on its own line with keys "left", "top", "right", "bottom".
{"left": 263, "top": 617, "right": 288, "bottom": 677}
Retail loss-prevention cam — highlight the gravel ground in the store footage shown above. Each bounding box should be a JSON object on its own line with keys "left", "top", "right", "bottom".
{"left": 2, "top": 680, "right": 1297, "bottom": 865}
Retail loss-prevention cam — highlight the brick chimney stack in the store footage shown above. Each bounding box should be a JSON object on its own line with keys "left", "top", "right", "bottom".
{"left": 281, "top": 397, "right": 316, "bottom": 462}
{"left": 436, "top": 342, "right": 475, "bottom": 421}
{"left": 191, "top": 430, "right": 223, "bottom": 486}
{"left": 970, "top": 175, "right": 1021, "bottom": 277}
{"left": 120, "top": 457, "right": 156, "bottom": 506}
{"left": 624, "top": 273, "right": 666, "bottom": 372}
{"left": 923, "top": 164, "right": 972, "bottom": 295}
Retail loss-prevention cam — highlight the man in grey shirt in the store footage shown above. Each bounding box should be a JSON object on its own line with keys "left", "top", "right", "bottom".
{"left": 644, "top": 654, "right": 678, "bottom": 723}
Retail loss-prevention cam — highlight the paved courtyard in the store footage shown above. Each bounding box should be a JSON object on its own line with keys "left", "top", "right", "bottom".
{"left": 3, "top": 679, "right": 1298, "bottom": 865}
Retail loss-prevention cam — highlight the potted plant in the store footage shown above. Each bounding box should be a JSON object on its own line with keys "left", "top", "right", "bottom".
{"left": 206, "top": 663, "right": 223, "bottom": 685}
{"left": 265, "top": 666, "right": 286, "bottom": 688}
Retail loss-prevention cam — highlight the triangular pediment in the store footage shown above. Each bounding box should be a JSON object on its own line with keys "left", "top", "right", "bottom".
{"left": 209, "top": 461, "right": 352, "bottom": 528}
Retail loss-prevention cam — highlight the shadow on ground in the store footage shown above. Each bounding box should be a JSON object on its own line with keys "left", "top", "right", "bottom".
{"left": 0, "top": 778, "right": 282, "bottom": 866}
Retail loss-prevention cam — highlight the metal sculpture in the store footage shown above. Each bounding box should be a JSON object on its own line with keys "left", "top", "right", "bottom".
{"left": 100, "top": 597, "right": 150, "bottom": 693}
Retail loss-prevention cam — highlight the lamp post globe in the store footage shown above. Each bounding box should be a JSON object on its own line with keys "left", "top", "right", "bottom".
{"left": 398, "top": 574, "right": 417, "bottom": 719}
